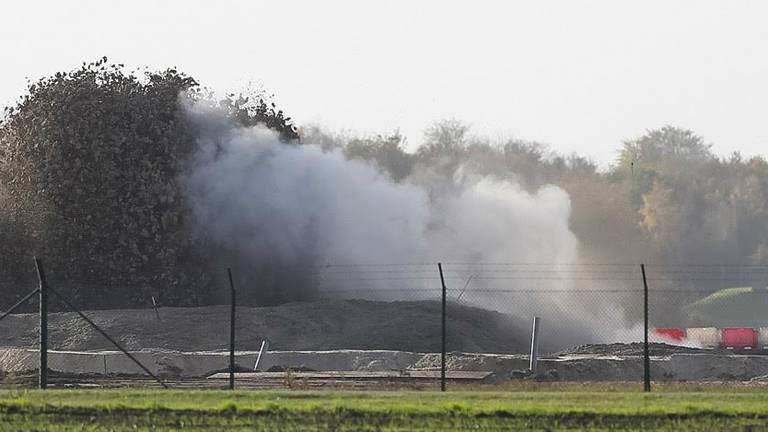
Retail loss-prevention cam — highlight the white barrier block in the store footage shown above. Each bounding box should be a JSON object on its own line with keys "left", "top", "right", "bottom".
{"left": 686, "top": 327, "right": 721, "bottom": 349}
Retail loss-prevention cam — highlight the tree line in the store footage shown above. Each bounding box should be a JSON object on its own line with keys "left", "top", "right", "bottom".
{"left": 2, "top": 60, "right": 768, "bottom": 310}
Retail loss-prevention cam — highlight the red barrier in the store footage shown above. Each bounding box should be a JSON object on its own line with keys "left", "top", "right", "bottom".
{"left": 652, "top": 328, "right": 685, "bottom": 342}
{"left": 721, "top": 327, "right": 757, "bottom": 349}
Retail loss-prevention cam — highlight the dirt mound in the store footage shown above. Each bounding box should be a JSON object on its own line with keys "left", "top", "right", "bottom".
{"left": 555, "top": 342, "right": 720, "bottom": 356}
{"left": 0, "top": 300, "right": 524, "bottom": 353}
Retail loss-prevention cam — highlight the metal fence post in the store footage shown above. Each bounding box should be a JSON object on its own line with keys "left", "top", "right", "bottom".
{"left": 529, "top": 317, "right": 541, "bottom": 374}
{"left": 254, "top": 339, "right": 270, "bottom": 371}
{"left": 438, "top": 262, "right": 447, "bottom": 392}
{"left": 228, "top": 268, "right": 236, "bottom": 390}
{"left": 35, "top": 258, "right": 48, "bottom": 390}
{"left": 0, "top": 289, "right": 40, "bottom": 323}
{"left": 641, "top": 263, "right": 651, "bottom": 392}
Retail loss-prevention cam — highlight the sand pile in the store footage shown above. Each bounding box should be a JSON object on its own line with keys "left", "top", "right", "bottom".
{"left": 0, "top": 300, "right": 524, "bottom": 353}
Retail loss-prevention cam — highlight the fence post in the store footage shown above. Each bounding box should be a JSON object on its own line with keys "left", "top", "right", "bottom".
{"left": 641, "top": 263, "right": 651, "bottom": 392}
{"left": 151, "top": 296, "right": 162, "bottom": 321}
{"left": 254, "top": 339, "right": 270, "bottom": 371}
{"left": 529, "top": 316, "right": 541, "bottom": 374}
{"left": 438, "top": 262, "right": 447, "bottom": 392}
{"left": 228, "top": 268, "right": 236, "bottom": 390}
{"left": 0, "top": 289, "right": 40, "bottom": 323}
{"left": 35, "top": 258, "right": 48, "bottom": 390}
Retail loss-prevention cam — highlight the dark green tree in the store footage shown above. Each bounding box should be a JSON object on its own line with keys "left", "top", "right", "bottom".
{"left": 0, "top": 58, "right": 297, "bottom": 308}
{"left": 344, "top": 132, "right": 414, "bottom": 181}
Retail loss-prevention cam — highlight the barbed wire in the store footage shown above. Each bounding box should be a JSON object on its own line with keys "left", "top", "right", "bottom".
{"left": 314, "top": 283, "right": 764, "bottom": 293}
{"left": 266, "top": 262, "right": 768, "bottom": 269}
{"left": 4, "top": 261, "right": 768, "bottom": 287}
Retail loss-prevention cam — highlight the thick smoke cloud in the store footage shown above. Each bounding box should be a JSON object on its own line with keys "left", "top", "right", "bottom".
{"left": 181, "top": 101, "right": 654, "bottom": 350}
{"left": 182, "top": 101, "right": 578, "bottom": 290}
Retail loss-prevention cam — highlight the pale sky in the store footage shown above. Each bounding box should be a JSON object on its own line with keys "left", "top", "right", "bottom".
{"left": 2, "top": 0, "right": 767, "bottom": 166}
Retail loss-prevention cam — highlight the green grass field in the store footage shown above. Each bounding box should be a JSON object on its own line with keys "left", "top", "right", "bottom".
{"left": 2, "top": 386, "right": 768, "bottom": 431}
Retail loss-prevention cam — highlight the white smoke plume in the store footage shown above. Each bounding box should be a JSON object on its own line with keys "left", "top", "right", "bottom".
{"left": 183, "top": 100, "right": 577, "bottom": 271}
{"left": 181, "top": 100, "right": 636, "bottom": 350}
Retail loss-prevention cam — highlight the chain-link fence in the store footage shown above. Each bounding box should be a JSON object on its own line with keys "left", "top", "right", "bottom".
{"left": 311, "top": 262, "right": 646, "bottom": 354}
{"left": 0, "top": 266, "right": 40, "bottom": 387}
{"left": 3, "top": 259, "right": 768, "bottom": 389}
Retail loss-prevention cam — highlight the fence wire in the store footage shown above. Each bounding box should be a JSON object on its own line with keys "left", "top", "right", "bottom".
{"left": 311, "top": 263, "right": 646, "bottom": 355}
{"left": 3, "top": 260, "right": 768, "bottom": 388}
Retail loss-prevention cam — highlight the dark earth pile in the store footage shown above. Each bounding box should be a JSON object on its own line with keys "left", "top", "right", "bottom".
{"left": 555, "top": 342, "right": 722, "bottom": 356}
{"left": 0, "top": 300, "right": 524, "bottom": 353}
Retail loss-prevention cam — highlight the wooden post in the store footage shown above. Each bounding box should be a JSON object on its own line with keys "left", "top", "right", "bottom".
{"left": 438, "top": 262, "right": 447, "bottom": 392}
{"left": 35, "top": 258, "right": 48, "bottom": 390}
{"left": 228, "top": 268, "right": 236, "bottom": 390}
{"left": 641, "top": 263, "right": 651, "bottom": 392}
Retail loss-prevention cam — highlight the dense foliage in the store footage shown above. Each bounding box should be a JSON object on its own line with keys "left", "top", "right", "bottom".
{"left": 0, "top": 59, "right": 297, "bottom": 308}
